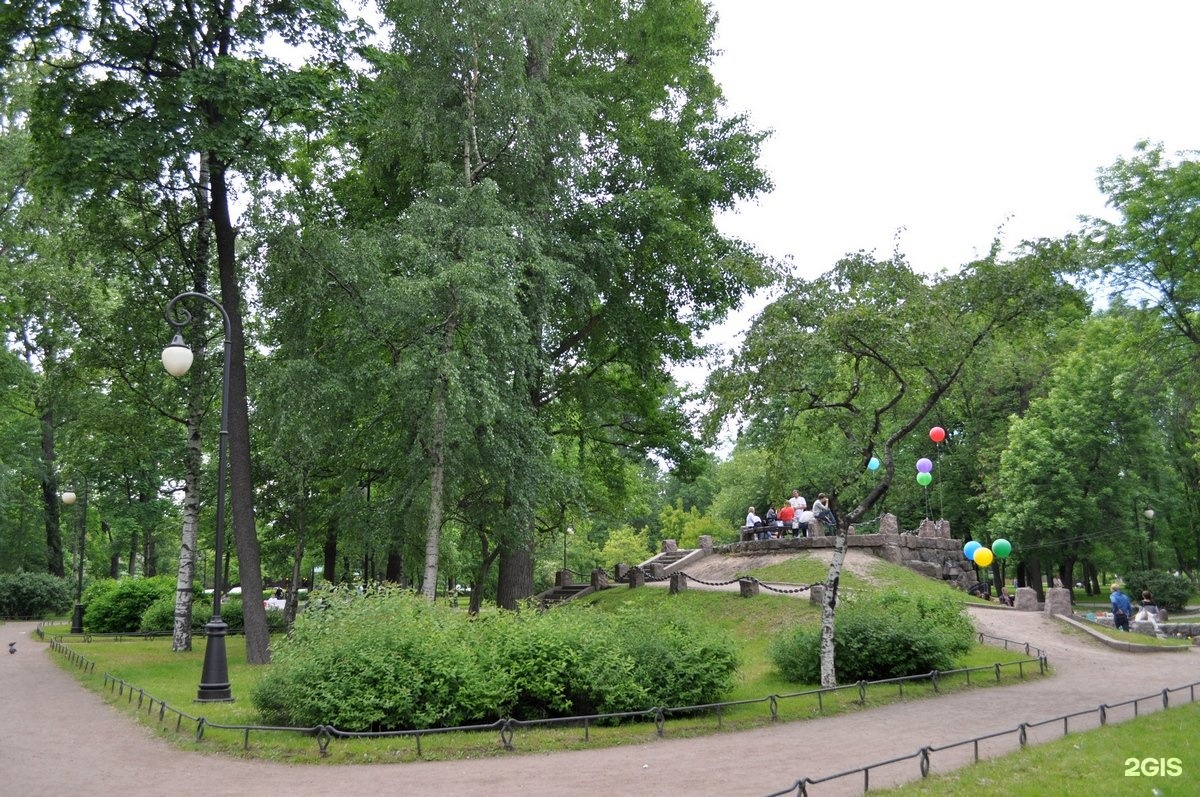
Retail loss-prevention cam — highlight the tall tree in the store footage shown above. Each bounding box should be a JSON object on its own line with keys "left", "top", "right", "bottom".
{"left": 708, "top": 247, "right": 1082, "bottom": 684}
{"left": 991, "top": 309, "right": 1171, "bottom": 587}
{"left": 3, "top": 0, "right": 356, "bottom": 662}
{"left": 350, "top": 0, "right": 772, "bottom": 607}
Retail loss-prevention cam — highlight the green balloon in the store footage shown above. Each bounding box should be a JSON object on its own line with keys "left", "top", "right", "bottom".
{"left": 916, "top": 472, "right": 932, "bottom": 487}
{"left": 992, "top": 538, "right": 1012, "bottom": 558}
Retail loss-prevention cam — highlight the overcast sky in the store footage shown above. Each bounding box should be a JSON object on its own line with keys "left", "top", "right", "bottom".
{"left": 705, "top": 0, "right": 1199, "bottom": 290}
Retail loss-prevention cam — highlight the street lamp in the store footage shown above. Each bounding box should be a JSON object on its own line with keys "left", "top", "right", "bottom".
{"left": 61, "top": 481, "right": 87, "bottom": 634}
{"left": 163, "top": 291, "right": 234, "bottom": 703}
{"left": 563, "top": 526, "right": 574, "bottom": 573}
{"left": 1143, "top": 507, "right": 1155, "bottom": 569}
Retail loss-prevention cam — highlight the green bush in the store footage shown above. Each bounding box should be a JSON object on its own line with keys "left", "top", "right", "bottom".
{"left": 252, "top": 587, "right": 738, "bottom": 731}
{"left": 1121, "top": 570, "right": 1191, "bottom": 612}
{"left": 139, "top": 591, "right": 212, "bottom": 632}
{"left": 0, "top": 572, "right": 74, "bottom": 618}
{"left": 84, "top": 575, "right": 176, "bottom": 633}
{"left": 770, "top": 589, "right": 975, "bottom": 684}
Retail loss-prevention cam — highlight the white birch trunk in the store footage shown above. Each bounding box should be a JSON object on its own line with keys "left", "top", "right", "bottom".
{"left": 819, "top": 522, "right": 848, "bottom": 687}
{"left": 172, "top": 416, "right": 203, "bottom": 651}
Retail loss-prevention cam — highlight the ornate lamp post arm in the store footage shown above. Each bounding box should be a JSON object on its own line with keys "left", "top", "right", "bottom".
{"left": 164, "top": 291, "right": 234, "bottom": 703}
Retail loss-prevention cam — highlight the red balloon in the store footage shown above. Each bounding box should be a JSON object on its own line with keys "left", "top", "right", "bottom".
{"left": 929, "top": 426, "right": 946, "bottom": 443}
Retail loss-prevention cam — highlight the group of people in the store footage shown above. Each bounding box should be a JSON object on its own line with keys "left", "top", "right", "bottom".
{"left": 1108, "top": 584, "right": 1160, "bottom": 631}
{"left": 745, "top": 490, "right": 836, "bottom": 540}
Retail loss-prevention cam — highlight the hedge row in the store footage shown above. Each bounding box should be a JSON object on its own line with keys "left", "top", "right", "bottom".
{"left": 251, "top": 587, "right": 740, "bottom": 731}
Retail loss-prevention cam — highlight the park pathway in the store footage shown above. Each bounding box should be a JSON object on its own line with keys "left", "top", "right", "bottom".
{"left": 2, "top": 608, "right": 1197, "bottom": 796}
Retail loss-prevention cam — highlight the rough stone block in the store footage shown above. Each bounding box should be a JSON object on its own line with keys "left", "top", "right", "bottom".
{"left": 1043, "top": 587, "right": 1072, "bottom": 616}
{"left": 662, "top": 539, "right": 678, "bottom": 553}
{"left": 1130, "top": 620, "right": 1158, "bottom": 637}
{"left": 1014, "top": 586, "right": 1039, "bottom": 611}
{"left": 590, "top": 569, "right": 609, "bottom": 590}
{"left": 738, "top": 578, "right": 759, "bottom": 598}
{"left": 627, "top": 568, "right": 645, "bottom": 588}
{"left": 669, "top": 572, "right": 688, "bottom": 594}
{"left": 810, "top": 584, "right": 825, "bottom": 606}
{"left": 880, "top": 514, "right": 900, "bottom": 535}
{"left": 697, "top": 535, "right": 713, "bottom": 550}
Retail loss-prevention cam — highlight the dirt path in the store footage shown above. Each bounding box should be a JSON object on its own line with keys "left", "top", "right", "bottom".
{"left": 3, "top": 607, "right": 1197, "bottom": 797}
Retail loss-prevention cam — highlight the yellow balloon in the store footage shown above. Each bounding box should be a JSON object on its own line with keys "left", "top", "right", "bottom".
{"left": 972, "top": 547, "right": 994, "bottom": 567}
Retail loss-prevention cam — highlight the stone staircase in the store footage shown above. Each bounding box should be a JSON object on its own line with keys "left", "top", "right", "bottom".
{"left": 536, "top": 582, "right": 594, "bottom": 607}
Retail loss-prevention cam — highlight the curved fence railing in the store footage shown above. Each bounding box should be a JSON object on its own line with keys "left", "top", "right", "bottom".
{"left": 762, "top": 680, "right": 1200, "bottom": 796}
{"left": 47, "top": 632, "right": 1046, "bottom": 758}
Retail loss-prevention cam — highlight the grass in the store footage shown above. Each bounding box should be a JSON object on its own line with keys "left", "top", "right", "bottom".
{"left": 876, "top": 701, "right": 1200, "bottom": 796}
{"left": 41, "top": 553, "right": 1048, "bottom": 762}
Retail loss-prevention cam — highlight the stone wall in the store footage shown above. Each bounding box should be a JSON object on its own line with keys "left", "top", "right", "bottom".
{"left": 714, "top": 514, "right": 977, "bottom": 589}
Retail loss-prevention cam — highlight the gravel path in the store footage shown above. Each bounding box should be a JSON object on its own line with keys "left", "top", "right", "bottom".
{"left": 3, "top": 607, "right": 1197, "bottom": 797}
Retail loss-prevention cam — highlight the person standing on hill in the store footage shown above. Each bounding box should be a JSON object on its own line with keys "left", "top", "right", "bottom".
{"left": 1110, "top": 583, "right": 1133, "bottom": 631}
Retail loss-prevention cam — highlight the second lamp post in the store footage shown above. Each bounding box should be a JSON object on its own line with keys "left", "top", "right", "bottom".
{"left": 163, "top": 291, "right": 234, "bottom": 703}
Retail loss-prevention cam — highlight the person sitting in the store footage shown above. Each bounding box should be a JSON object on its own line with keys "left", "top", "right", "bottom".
{"left": 998, "top": 586, "right": 1013, "bottom": 607}
{"left": 967, "top": 581, "right": 991, "bottom": 600}
{"left": 1134, "top": 590, "right": 1158, "bottom": 622}
{"left": 762, "top": 505, "right": 778, "bottom": 539}
{"left": 745, "top": 506, "right": 762, "bottom": 540}
{"left": 795, "top": 508, "right": 815, "bottom": 538}
{"left": 777, "top": 501, "right": 796, "bottom": 536}
{"left": 812, "top": 493, "right": 836, "bottom": 535}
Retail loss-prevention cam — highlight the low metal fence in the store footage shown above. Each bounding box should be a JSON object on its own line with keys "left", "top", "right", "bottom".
{"left": 47, "top": 632, "right": 1046, "bottom": 758}
{"left": 763, "top": 680, "right": 1200, "bottom": 796}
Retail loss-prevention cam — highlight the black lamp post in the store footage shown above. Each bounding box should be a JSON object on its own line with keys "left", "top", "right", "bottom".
{"left": 563, "top": 525, "right": 574, "bottom": 573}
{"left": 61, "top": 480, "right": 87, "bottom": 634}
{"left": 1143, "top": 507, "right": 1155, "bottom": 570}
{"left": 163, "top": 291, "right": 234, "bottom": 703}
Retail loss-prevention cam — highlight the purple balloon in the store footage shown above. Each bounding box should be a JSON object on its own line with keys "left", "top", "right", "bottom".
{"left": 916, "top": 457, "right": 933, "bottom": 473}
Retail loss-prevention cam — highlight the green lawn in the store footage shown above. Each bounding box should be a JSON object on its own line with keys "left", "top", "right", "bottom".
{"left": 41, "top": 554, "right": 1048, "bottom": 762}
{"left": 877, "top": 701, "right": 1200, "bottom": 796}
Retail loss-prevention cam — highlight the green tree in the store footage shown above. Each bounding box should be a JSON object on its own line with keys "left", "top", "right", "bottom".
{"left": 3, "top": 0, "right": 357, "bottom": 663}
{"left": 991, "top": 311, "right": 1170, "bottom": 592}
{"left": 709, "top": 247, "right": 1081, "bottom": 685}
{"left": 1085, "top": 143, "right": 1200, "bottom": 580}
{"left": 325, "top": 0, "right": 771, "bottom": 608}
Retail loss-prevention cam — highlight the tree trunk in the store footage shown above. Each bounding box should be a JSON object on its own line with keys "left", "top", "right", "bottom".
{"left": 819, "top": 521, "right": 848, "bottom": 688}
{"left": 40, "top": 404, "right": 65, "bottom": 577}
{"left": 422, "top": 317, "right": 456, "bottom": 600}
{"left": 323, "top": 517, "right": 337, "bottom": 586}
{"left": 172, "top": 159, "right": 213, "bottom": 653}
{"left": 285, "top": 484, "right": 305, "bottom": 628}
{"left": 1026, "top": 559, "right": 1044, "bottom": 602}
{"left": 209, "top": 154, "right": 269, "bottom": 664}
{"left": 497, "top": 527, "right": 534, "bottom": 611}
{"left": 128, "top": 528, "right": 137, "bottom": 576}
{"left": 385, "top": 546, "right": 402, "bottom": 583}
{"left": 171, "top": 415, "right": 203, "bottom": 652}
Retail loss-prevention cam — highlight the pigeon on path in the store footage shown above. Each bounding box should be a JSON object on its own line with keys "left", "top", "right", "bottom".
{"left": 8, "top": 642, "right": 15, "bottom": 654}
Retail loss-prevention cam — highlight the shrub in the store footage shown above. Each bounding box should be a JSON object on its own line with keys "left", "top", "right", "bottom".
{"left": 252, "top": 587, "right": 739, "bottom": 731}
{"left": 0, "top": 572, "right": 74, "bottom": 618}
{"left": 1120, "top": 570, "right": 1191, "bottom": 612}
{"left": 84, "top": 575, "right": 176, "bottom": 633}
{"left": 769, "top": 589, "right": 975, "bottom": 684}
{"left": 139, "top": 591, "right": 212, "bottom": 633}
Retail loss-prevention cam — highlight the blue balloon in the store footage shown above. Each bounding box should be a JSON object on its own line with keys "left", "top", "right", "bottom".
{"left": 963, "top": 541, "right": 982, "bottom": 560}
{"left": 867, "top": 457, "right": 880, "bottom": 471}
